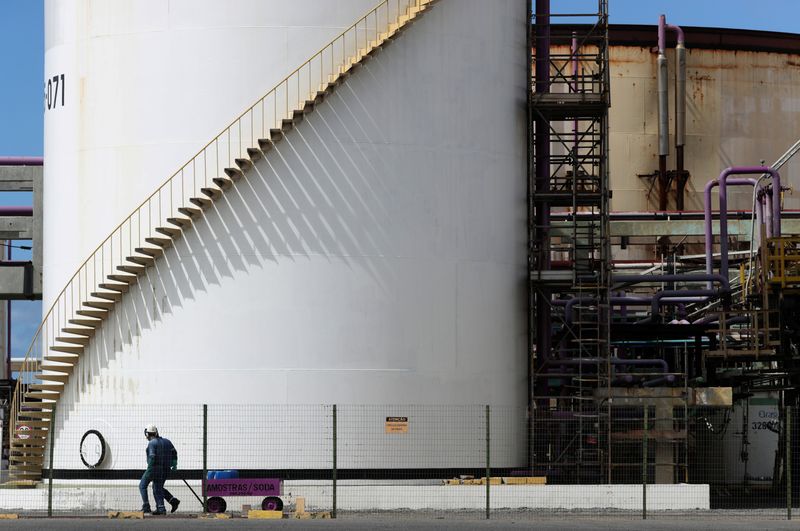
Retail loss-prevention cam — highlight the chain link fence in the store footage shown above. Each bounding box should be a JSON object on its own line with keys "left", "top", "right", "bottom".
{"left": 1, "top": 402, "right": 799, "bottom": 521}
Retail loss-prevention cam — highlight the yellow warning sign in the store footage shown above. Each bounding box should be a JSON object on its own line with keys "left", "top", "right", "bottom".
{"left": 385, "top": 416, "right": 408, "bottom": 434}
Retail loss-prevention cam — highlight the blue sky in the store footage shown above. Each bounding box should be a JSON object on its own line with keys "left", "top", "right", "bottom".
{"left": 0, "top": 0, "right": 798, "bottom": 360}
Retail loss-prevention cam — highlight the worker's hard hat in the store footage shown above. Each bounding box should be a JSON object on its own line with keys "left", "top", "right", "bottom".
{"left": 144, "top": 424, "right": 159, "bottom": 437}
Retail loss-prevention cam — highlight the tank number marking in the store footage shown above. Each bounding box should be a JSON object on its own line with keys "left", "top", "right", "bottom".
{"left": 45, "top": 74, "right": 65, "bottom": 110}
{"left": 751, "top": 421, "right": 779, "bottom": 431}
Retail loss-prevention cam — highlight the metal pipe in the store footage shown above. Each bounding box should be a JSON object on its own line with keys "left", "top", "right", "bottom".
{"left": 0, "top": 157, "right": 43, "bottom": 166}
{"left": 613, "top": 273, "right": 729, "bottom": 289}
{"left": 657, "top": 15, "right": 669, "bottom": 210}
{"left": 704, "top": 173, "right": 773, "bottom": 288}
{"left": 669, "top": 22, "right": 687, "bottom": 210}
{"left": 0, "top": 207, "right": 33, "bottom": 216}
{"left": 639, "top": 289, "right": 720, "bottom": 323}
{"left": 717, "top": 167, "right": 781, "bottom": 284}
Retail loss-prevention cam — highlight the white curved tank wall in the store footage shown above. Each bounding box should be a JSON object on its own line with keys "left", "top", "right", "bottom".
{"left": 46, "top": 0, "right": 529, "bottom": 469}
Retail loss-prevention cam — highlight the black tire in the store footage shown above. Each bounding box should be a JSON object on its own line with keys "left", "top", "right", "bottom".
{"left": 261, "top": 496, "right": 283, "bottom": 511}
{"left": 206, "top": 496, "right": 227, "bottom": 514}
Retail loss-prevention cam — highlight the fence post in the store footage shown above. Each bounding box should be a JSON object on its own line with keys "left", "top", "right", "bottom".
{"left": 332, "top": 404, "right": 337, "bottom": 519}
{"left": 47, "top": 403, "right": 56, "bottom": 517}
{"left": 202, "top": 404, "right": 207, "bottom": 513}
{"left": 788, "top": 407, "right": 792, "bottom": 521}
{"left": 486, "top": 404, "right": 490, "bottom": 520}
{"left": 642, "top": 406, "right": 647, "bottom": 520}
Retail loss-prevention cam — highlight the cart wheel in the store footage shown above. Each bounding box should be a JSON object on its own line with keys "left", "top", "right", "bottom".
{"left": 206, "top": 496, "right": 227, "bottom": 514}
{"left": 261, "top": 496, "right": 283, "bottom": 511}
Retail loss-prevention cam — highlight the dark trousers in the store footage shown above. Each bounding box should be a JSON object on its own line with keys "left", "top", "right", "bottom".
{"left": 139, "top": 472, "right": 174, "bottom": 511}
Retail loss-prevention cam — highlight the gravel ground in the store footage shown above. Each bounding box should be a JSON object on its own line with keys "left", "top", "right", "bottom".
{"left": 0, "top": 512, "right": 799, "bottom": 530}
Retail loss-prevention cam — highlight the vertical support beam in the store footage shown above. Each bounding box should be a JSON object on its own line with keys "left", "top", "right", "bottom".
{"left": 332, "top": 404, "right": 337, "bottom": 519}
{"left": 486, "top": 404, "right": 491, "bottom": 520}
{"left": 32, "top": 167, "right": 43, "bottom": 296}
{"left": 48, "top": 403, "right": 57, "bottom": 517}
{"left": 788, "top": 407, "right": 792, "bottom": 520}
{"left": 526, "top": 0, "right": 535, "bottom": 475}
{"left": 202, "top": 404, "right": 207, "bottom": 512}
{"left": 655, "top": 402, "right": 674, "bottom": 484}
{"left": 642, "top": 406, "right": 648, "bottom": 520}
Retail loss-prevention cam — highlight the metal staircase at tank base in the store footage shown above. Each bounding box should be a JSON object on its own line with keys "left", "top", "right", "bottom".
{"left": 5, "top": 0, "right": 436, "bottom": 484}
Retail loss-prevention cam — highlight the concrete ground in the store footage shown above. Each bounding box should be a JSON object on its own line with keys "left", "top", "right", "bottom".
{"left": 0, "top": 515, "right": 799, "bottom": 530}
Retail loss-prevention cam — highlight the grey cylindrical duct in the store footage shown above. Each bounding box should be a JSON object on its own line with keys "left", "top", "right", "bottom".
{"left": 657, "top": 16, "right": 669, "bottom": 158}
{"left": 675, "top": 43, "right": 686, "bottom": 148}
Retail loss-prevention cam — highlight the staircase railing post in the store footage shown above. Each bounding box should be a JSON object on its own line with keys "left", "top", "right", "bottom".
{"left": 48, "top": 402, "right": 56, "bottom": 517}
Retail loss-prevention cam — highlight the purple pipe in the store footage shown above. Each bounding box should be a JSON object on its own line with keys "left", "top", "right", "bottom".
{"left": 613, "top": 273, "right": 729, "bottom": 289}
{"left": 706, "top": 167, "right": 781, "bottom": 288}
{"left": 0, "top": 157, "right": 43, "bottom": 166}
{"left": 639, "top": 289, "right": 720, "bottom": 324}
{"left": 705, "top": 177, "right": 768, "bottom": 284}
{"left": 657, "top": 15, "right": 666, "bottom": 53}
{"left": 0, "top": 207, "right": 33, "bottom": 216}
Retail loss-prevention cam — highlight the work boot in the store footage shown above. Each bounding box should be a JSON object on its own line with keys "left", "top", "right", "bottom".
{"left": 170, "top": 498, "right": 180, "bottom": 513}
{"left": 141, "top": 505, "right": 152, "bottom": 514}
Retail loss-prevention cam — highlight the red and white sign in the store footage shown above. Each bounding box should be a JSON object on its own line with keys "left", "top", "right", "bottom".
{"left": 18, "top": 425, "right": 31, "bottom": 440}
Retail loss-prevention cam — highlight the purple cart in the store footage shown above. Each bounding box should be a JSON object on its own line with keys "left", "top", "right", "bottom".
{"left": 203, "top": 477, "right": 284, "bottom": 513}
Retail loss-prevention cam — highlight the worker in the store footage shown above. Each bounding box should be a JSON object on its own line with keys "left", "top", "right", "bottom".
{"left": 140, "top": 424, "right": 180, "bottom": 515}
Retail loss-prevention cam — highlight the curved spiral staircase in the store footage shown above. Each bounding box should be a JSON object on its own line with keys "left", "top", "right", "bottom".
{"left": 6, "top": 0, "right": 435, "bottom": 484}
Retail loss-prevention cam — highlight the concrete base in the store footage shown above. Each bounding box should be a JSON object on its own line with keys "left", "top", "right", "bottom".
{"left": 0, "top": 480, "right": 709, "bottom": 513}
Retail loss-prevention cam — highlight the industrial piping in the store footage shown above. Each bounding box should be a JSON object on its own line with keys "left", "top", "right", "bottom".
{"left": 656, "top": 15, "right": 686, "bottom": 210}
{"left": 0, "top": 157, "right": 43, "bottom": 166}
{"left": 704, "top": 167, "right": 782, "bottom": 288}
{"left": 657, "top": 15, "right": 669, "bottom": 210}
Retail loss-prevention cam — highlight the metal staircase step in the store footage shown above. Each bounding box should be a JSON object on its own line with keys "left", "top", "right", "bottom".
{"left": 16, "top": 410, "right": 53, "bottom": 419}
{"left": 303, "top": 100, "right": 316, "bottom": 114}
{"left": 235, "top": 158, "right": 254, "bottom": 172}
{"left": 75, "top": 309, "right": 108, "bottom": 320}
{"left": 291, "top": 109, "right": 304, "bottom": 125}
{"left": 90, "top": 290, "right": 123, "bottom": 302}
{"left": 15, "top": 420, "right": 51, "bottom": 428}
{"left": 68, "top": 318, "right": 102, "bottom": 328}
{"left": 11, "top": 438, "right": 46, "bottom": 447}
{"left": 10, "top": 464, "right": 43, "bottom": 472}
{"left": 189, "top": 196, "right": 212, "bottom": 209}
{"left": 258, "top": 139, "right": 274, "bottom": 153}
{"left": 200, "top": 187, "right": 222, "bottom": 200}
{"left": 224, "top": 168, "right": 244, "bottom": 181}
{"left": 84, "top": 299, "right": 115, "bottom": 311}
{"left": 125, "top": 255, "right": 155, "bottom": 268}
{"left": 177, "top": 207, "right": 201, "bottom": 218}
{"left": 115, "top": 265, "right": 145, "bottom": 277}
{"left": 60, "top": 326, "right": 95, "bottom": 337}
{"left": 281, "top": 119, "right": 294, "bottom": 133}
{"left": 45, "top": 353, "right": 80, "bottom": 365}
{"left": 270, "top": 129, "right": 284, "bottom": 142}
{"left": 213, "top": 176, "right": 233, "bottom": 190}
{"left": 155, "top": 226, "right": 182, "bottom": 238}
{"left": 134, "top": 246, "right": 164, "bottom": 258}
{"left": 39, "top": 362, "right": 74, "bottom": 374}
{"left": 105, "top": 275, "right": 136, "bottom": 286}
{"left": 35, "top": 373, "right": 69, "bottom": 383}
{"left": 50, "top": 345, "right": 84, "bottom": 355}
{"left": 167, "top": 216, "right": 192, "bottom": 228}
{"left": 28, "top": 384, "right": 64, "bottom": 393}
{"left": 22, "top": 392, "right": 58, "bottom": 402}
{"left": 9, "top": 455, "right": 44, "bottom": 463}
{"left": 247, "top": 147, "right": 262, "bottom": 162}
{"left": 144, "top": 237, "right": 173, "bottom": 248}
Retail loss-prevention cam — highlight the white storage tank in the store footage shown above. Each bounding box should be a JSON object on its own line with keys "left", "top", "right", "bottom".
{"left": 43, "top": 0, "right": 529, "bottom": 470}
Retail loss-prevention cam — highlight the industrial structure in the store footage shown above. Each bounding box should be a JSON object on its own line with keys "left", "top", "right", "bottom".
{"left": 2, "top": 0, "right": 800, "bottom": 509}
